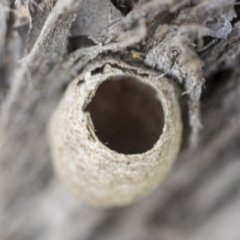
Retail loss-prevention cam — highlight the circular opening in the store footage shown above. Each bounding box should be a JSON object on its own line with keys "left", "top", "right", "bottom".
{"left": 86, "top": 76, "right": 164, "bottom": 154}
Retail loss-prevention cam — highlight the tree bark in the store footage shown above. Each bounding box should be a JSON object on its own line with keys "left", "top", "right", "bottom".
{"left": 0, "top": 0, "right": 240, "bottom": 239}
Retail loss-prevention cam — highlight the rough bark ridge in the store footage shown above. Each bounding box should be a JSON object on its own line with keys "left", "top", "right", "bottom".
{"left": 0, "top": 0, "right": 240, "bottom": 239}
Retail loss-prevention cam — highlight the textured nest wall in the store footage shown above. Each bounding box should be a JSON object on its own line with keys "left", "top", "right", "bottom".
{"left": 0, "top": 0, "right": 240, "bottom": 239}
{"left": 48, "top": 62, "right": 182, "bottom": 207}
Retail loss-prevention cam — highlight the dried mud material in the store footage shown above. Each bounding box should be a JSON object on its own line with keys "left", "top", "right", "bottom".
{"left": 48, "top": 61, "right": 182, "bottom": 207}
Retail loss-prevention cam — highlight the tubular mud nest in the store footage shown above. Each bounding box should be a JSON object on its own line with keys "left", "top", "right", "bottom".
{"left": 48, "top": 62, "right": 182, "bottom": 207}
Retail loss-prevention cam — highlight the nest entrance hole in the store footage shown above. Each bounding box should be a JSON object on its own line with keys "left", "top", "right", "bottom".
{"left": 86, "top": 76, "right": 164, "bottom": 154}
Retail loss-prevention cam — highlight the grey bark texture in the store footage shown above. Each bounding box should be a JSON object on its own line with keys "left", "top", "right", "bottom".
{"left": 0, "top": 0, "right": 240, "bottom": 239}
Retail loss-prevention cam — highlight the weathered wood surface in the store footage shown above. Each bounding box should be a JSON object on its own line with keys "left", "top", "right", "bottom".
{"left": 0, "top": 0, "right": 240, "bottom": 239}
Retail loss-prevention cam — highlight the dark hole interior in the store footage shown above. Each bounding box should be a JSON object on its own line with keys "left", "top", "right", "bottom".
{"left": 86, "top": 76, "right": 164, "bottom": 154}
{"left": 110, "top": 0, "right": 135, "bottom": 16}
